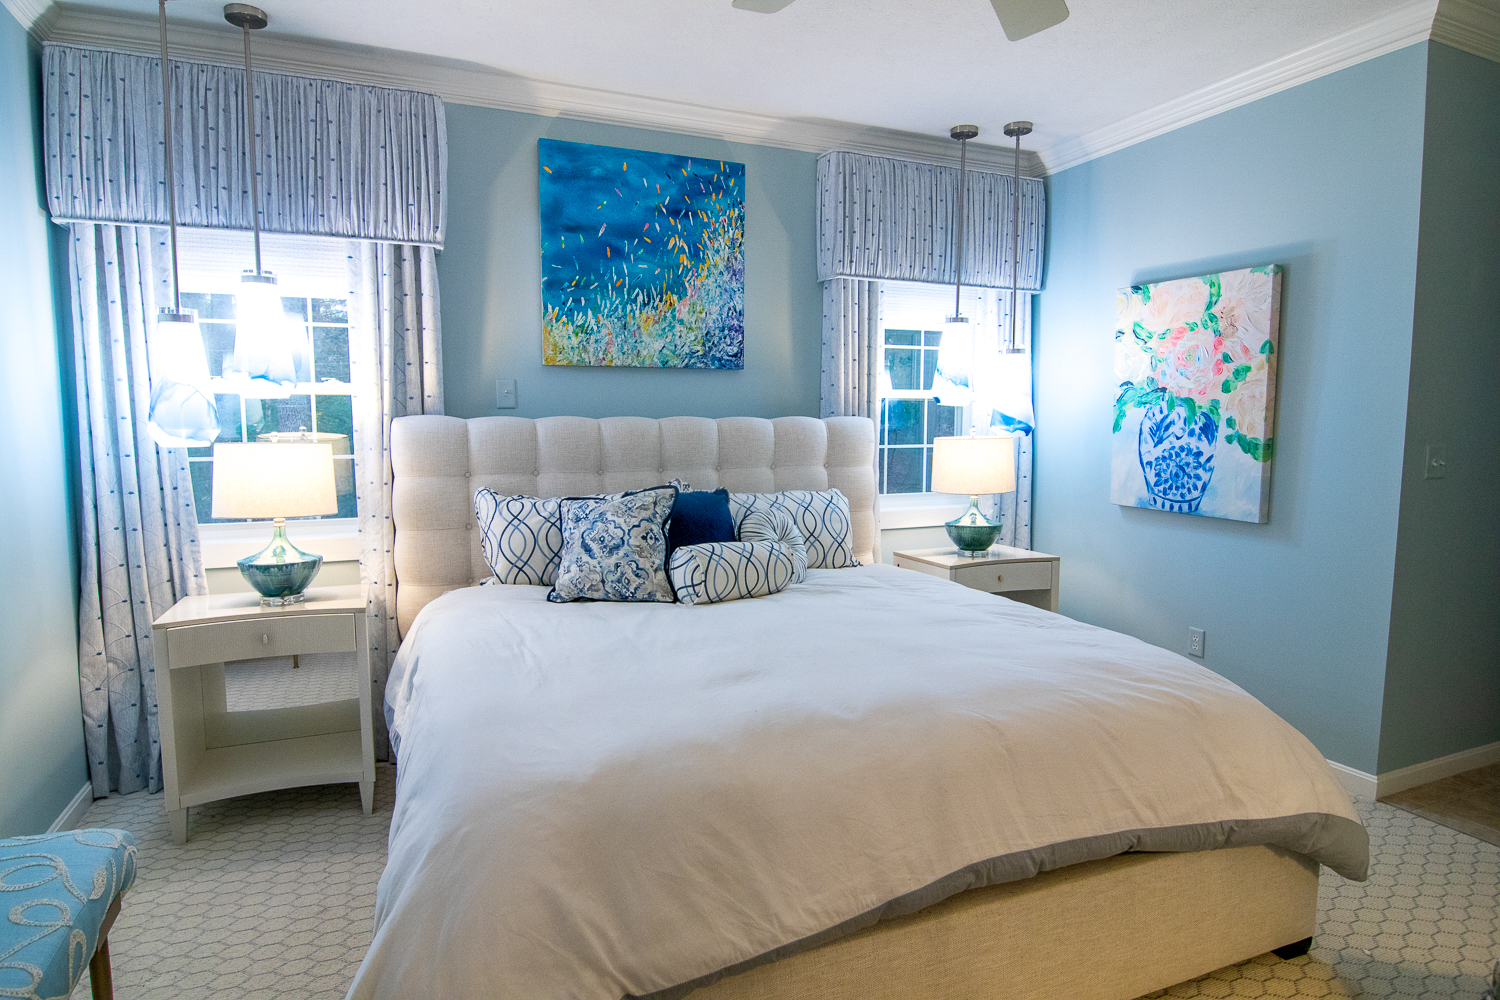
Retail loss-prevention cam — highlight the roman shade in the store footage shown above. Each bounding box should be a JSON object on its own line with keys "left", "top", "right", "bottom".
{"left": 42, "top": 44, "right": 447, "bottom": 247}
{"left": 817, "top": 150, "right": 1044, "bottom": 289}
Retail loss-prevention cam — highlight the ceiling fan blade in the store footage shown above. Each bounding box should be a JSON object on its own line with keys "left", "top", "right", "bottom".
{"left": 989, "top": 0, "right": 1069, "bottom": 40}
{"left": 732, "top": 0, "right": 799, "bottom": 11}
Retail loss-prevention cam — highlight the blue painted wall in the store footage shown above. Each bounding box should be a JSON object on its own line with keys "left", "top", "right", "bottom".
{"left": 1379, "top": 43, "right": 1500, "bottom": 772}
{"left": 0, "top": 7, "right": 88, "bottom": 836}
{"left": 1034, "top": 45, "right": 1431, "bottom": 774}
{"left": 438, "top": 104, "right": 822, "bottom": 420}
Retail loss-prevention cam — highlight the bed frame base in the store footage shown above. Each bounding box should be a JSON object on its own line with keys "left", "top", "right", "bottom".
{"left": 683, "top": 844, "right": 1319, "bottom": 1000}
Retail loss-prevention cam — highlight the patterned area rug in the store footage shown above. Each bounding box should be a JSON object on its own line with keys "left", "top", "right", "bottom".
{"left": 69, "top": 774, "right": 1497, "bottom": 999}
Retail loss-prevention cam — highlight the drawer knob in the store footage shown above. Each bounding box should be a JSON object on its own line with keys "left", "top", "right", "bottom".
{"left": 262, "top": 634, "right": 269, "bottom": 645}
{"left": 996, "top": 574, "right": 1003, "bottom": 582}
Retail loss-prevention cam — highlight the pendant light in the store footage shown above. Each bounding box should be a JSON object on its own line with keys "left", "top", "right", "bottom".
{"left": 220, "top": 2, "right": 308, "bottom": 400}
{"left": 934, "top": 125, "right": 980, "bottom": 428}
{"left": 1003, "top": 120, "right": 1033, "bottom": 354}
{"left": 147, "top": 0, "right": 221, "bottom": 449}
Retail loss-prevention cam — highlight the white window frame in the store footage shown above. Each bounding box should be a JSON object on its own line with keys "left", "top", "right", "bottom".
{"left": 876, "top": 281, "right": 981, "bottom": 528}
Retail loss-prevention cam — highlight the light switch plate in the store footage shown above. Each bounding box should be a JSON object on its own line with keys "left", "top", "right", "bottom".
{"left": 496, "top": 378, "right": 517, "bottom": 410}
{"left": 1424, "top": 444, "right": 1446, "bottom": 480}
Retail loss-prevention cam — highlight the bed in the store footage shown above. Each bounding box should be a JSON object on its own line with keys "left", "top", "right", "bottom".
{"left": 348, "top": 414, "right": 1367, "bottom": 1000}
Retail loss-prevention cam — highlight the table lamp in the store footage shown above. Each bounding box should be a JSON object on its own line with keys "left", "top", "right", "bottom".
{"left": 931, "top": 435, "right": 1016, "bottom": 556}
{"left": 212, "top": 442, "right": 338, "bottom": 604}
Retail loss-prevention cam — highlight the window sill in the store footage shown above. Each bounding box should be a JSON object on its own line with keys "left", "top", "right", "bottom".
{"left": 198, "top": 519, "right": 361, "bottom": 569}
{"left": 879, "top": 494, "right": 967, "bottom": 530}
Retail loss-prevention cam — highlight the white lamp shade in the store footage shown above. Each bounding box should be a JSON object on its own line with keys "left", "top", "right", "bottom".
{"left": 212, "top": 442, "right": 338, "bottom": 519}
{"left": 931, "top": 435, "right": 1016, "bottom": 496}
{"left": 222, "top": 272, "right": 310, "bottom": 399}
{"left": 147, "top": 310, "right": 221, "bottom": 449}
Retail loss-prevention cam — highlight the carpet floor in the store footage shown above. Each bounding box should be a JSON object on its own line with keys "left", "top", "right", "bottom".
{"left": 69, "top": 769, "right": 1497, "bottom": 1000}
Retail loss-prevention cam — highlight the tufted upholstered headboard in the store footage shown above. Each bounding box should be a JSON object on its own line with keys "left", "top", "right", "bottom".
{"left": 389, "top": 414, "right": 878, "bottom": 635}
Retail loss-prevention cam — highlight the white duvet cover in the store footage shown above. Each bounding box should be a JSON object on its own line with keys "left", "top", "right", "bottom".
{"left": 350, "top": 564, "right": 1365, "bottom": 1000}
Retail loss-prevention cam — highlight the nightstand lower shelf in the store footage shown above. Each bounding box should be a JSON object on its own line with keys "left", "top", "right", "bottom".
{"left": 176, "top": 729, "right": 366, "bottom": 809}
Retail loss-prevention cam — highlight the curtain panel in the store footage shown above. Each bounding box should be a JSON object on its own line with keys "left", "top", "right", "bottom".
{"left": 349, "top": 243, "right": 443, "bottom": 759}
{"left": 42, "top": 44, "right": 447, "bottom": 246}
{"left": 69, "top": 224, "right": 208, "bottom": 797}
{"left": 820, "top": 279, "right": 883, "bottom": 421}
{"left": 817, "top": 150, "right": 1044, "bottom": 290}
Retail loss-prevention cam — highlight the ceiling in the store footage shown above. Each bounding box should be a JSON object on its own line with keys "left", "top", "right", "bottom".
{"left": 41, "top": 0, "right": 1435, "bottom": 169}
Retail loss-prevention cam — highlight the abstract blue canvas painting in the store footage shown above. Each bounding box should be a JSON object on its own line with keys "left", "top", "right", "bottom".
{"left": 539, "top": 138, "right": 745, "bottom": 368}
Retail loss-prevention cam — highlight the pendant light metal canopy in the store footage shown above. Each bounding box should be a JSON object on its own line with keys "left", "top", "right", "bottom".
{"left": 220, "top": 2, "right": 309, "bottom": 400}
{"left": 1004, "top": 120, "right": 1033, "bottom": 354}
{"left": 147, "top": 0, "right": 221, "bottom": 449}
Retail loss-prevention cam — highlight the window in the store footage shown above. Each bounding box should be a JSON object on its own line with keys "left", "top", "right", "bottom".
{"left": 174, "top": 230, "right": 358, "bottom": 525}
{"left": 877, "top": 281, "right": 980, "bottom": 496}
{"left": 879, "top": 327, "right": 961, "bottom": 494}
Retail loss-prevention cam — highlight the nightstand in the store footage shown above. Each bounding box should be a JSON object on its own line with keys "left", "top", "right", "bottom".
{"left": 893, "top": 546, "right": 1061, "bottom": 611}
{"left": 151, "top": 585, "right": 373, "bottom": 844}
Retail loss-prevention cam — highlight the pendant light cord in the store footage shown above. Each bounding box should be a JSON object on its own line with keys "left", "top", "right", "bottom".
{"left": 158, "top": 0, "right": 181, "bottom": 312}
{"left": 240, "top": 21, "right": 263, "bottom": 276}
{"left": 1010, "top": 131, "right": 1020, "bottom": 353}
{"left": 953, "top": 136, "right": 967, "bottom": 322}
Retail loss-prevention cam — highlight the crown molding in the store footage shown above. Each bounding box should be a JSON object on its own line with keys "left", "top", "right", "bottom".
{"left": 38, "top": 3, "right": 1045, "bottom": 177}
{"left": 1, "top": 0, "right": 50, "bottom": 34}
{"left": 1432, "top": 0, "right": 1500, "bottom": 62}
{"left": 1037, "top": 0, "right": 1442, "bottom": 174}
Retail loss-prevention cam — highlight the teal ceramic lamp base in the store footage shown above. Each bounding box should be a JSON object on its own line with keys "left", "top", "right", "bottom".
{"left": 238, "top": 518, "right": 323, "bottom": 606}
{"left": 945, "top": 495, "right": 1002, "bottom": 557}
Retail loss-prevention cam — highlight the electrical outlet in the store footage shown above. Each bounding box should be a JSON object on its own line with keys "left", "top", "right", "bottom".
{"left": 496, "top": 378, "right": 517, "bottom": 410}
{"left": 1424, "top": 444, "right": 1446, "bottom": 480}
{"left": 1188, "top": 627, "right": 1206, "bottom": 657}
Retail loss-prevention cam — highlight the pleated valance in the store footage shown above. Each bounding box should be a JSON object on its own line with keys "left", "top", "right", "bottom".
{"left": 43, "top": 44, "right": 447, "bottom": 247}
{"left": 817, "top": 150, "right": 1044, "bottom": 290}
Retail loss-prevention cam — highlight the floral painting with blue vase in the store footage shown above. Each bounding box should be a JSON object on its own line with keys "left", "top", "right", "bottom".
{"left": 1111, "top": 266, "right": 1282, "bottom": 523}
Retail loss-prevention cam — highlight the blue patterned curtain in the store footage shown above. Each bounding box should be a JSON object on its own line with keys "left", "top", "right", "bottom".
{"left": 69, "top": 224, "right": 207, "bottom": 797}
{"left": 349, "top": 243, "right": 443, "bottom": 760}
{"left": 817, "top": 150, "right": 1044, "bottom": 288}
{"left": 42, "top": 44, "right": 447, "bottom": 246}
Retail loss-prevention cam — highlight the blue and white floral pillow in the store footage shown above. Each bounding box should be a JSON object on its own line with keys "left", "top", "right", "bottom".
{"left": 729, "top": 489, "right": 858, "bottom": 569}
{"left": 474, "top": 491, "right": 565, "bottom": 586}
{"left": 669, "top": 540, "right": 799, "bottom": 606}
{"left": 548, "top": 487, "right": 678, "bottom": 603}
{"left": 739, "top": 508, "right": 807, "bottom": 583}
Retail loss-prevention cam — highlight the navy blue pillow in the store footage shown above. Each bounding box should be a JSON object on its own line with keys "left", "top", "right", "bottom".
{"left": 666, "top": 488, "right": 735, "bottom": 557}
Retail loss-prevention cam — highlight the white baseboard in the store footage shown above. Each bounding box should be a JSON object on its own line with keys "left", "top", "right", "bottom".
{"left": 1326, "top": 760, "right": 1377, "bottom": 801}
{"left": 47, "top": 782, "right": 95, "bottom": 834}
{"left": 1376, "top": 740, "right": 1500, "bottom": 798}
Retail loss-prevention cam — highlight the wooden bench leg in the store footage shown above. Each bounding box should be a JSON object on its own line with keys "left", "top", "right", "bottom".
{"left": 89, "top": 936, "right": 113, "bottom": 1000}
{"left": 90, "top": 893, "right": 123, "bottom": 1000}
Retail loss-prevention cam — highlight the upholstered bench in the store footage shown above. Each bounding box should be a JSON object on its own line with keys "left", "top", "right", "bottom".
{"left": 0, "top": 828, "right": 136, "bottom": 1000}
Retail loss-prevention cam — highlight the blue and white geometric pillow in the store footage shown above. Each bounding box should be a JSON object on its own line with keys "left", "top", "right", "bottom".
{"left": 669, "top": 540, "right": 798, "bottom": 606}
{"left": 738, "top": 508, "right": 807, "bottom": 583}
{"left": 729, "top": 489, "right": 858, "bottom": 569}
{"left": 548, "top": 487, "right": 678, "bottom": 603}
{"left": 474, "top": 490, "right": 565, "bottom": 586}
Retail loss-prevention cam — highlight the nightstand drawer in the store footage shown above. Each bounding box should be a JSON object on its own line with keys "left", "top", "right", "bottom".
{"left": 952, "top": 560, "right": 1052, "bottom": 594}
{"left": 166, "top": 613, "right": 358, "bottom": 668}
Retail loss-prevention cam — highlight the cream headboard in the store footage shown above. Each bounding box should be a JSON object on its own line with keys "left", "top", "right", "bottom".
{"left": 389, "top": 414, "right": 878, "bottom": 634}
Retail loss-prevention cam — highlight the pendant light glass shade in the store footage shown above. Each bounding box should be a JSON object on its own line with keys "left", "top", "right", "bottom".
{"left": 147, "top": 308, "right": 221, "bottom": 448}
{"left": 221, "top": 271, "right": 309, "bottom": 398}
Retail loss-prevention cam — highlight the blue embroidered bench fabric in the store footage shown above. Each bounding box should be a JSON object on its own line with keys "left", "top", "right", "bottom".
{"left": 0, "top": 829, "right": 136, "bottom": 1000}
{"left": 548, "top": 487, "right": 678, "bottom": 604}
{"left": 728, "top": 489, "right": 858, "bottom": 570}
